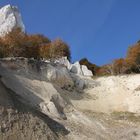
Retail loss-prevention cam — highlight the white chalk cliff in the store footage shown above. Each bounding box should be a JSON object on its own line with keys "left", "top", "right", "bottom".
{"left": 54, "top": 57, "right": 93, "bottom": 77}
{"left": 0, "top": 4, "right": 25, "bottom": 36}
{"left": 0, "top": 4, "right": 140, "bottom": 140}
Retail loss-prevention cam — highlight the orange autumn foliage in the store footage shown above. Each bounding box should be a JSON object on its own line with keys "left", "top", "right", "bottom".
{"left": 0, "top": 28, "right": 71, "bottom": 60}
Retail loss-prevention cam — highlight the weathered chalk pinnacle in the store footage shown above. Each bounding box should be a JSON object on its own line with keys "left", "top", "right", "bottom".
{"left": 0, "top": 4, "right": 25, "bottom": 36}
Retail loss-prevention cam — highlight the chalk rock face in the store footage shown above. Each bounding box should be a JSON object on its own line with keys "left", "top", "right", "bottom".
{"left": 74, "top": 76, "right": 85, "bottom": 90}
{"left": 70, "top": 61, "right": 83, "bottom": 75}
{"left": 39, "top": 101, "right": 61, "bottom": 118}
{"left": 0, "top": 4, "right": 25, "bottom": 36}
{"left": 0, "top": 58, "right": 67, "bottom": 119}
{"left": 43, "top": 64, "right": 74, "bottom": 89}
{"left": 55, "top": 57, "right": 72, "bottom": 70}
{"left": 81, "top": 65, "right": 93, "bottom": 77}
{"left": 71, "top": 61, "right": 93, "bottom": 77}
{"left": 51, "top": 57, "right": 93, "bottom": 77}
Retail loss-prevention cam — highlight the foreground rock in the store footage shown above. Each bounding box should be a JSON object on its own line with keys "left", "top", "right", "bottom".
{"left": 0, "top": 80, "right": 68, "bottom": 140}
{"left": 0, "top": 4, "right": 25, "bottom": 36}
{"left": 43, "top": 64, "right": 74, "bottom": 89}
{"left": 0, "top": 58, "right": 68, "bottom": 120}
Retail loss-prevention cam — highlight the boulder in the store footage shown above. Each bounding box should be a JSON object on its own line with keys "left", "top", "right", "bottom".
{"left": 70, "top": 62, "right": 93, "bottom": 77}
{"left": 54, "top": 57, "right": 72, "bottom": 70}
{"left": 0, "top": 4, "right": 25, "bottom": 37}
{"left": 70, "top": 61, "right": 83, "bottom": 75}
{"left": 70, "top": 74, "right": 86, "bottom": 90}
{"left": 81, "top": 65, "right": 93, "bottom": 77}
{"left": 50, "top": 57, "right": 93, "bottom": 77}
{"left": 75, "top": 78, "right": 85, "bottom": 90}
{"left": 40, "top": 101, "right": 61, "bottom": 118}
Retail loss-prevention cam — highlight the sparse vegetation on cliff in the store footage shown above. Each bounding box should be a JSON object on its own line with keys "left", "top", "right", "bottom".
{"left": 80, "top": 42, "right": 140, "bottom": 76}
{"left": 0, "top": 28, "right": 71, "bottom": 60}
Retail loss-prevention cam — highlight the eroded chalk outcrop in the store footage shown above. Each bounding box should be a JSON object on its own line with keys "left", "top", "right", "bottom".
{"left": 0, "top": 4, "right": 25, "bottom": 36}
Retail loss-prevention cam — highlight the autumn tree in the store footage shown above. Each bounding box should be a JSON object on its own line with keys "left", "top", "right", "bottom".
{"left": 39, "top": 44, "right": 51, "bottom": 59}
{"left": 96, "top": 64, "right": 113, "bottom": 76}
{"left": 113, "top": 58, "right": 126, "bottom": 74}
{"left": 126, "top": 43, "right": 140, "bottom": 73}
{"left": 0, "top": 38, "right": 6, "bottom": 57}
{"left": 124, "top": 58, "right": 136, "bottom": 73}
{"left": 0, "top": 28, "right": 53, "bottom": 58}
{"left": 0, "top": 29, "right": 71, "bottom": 60}
{"left": 48, "top": 39, "right": 71, "bottom": 61}
{"left": 24, "top": 34, "right": 51, "bottom": 58}
{"left": 1, "top": 28, "right": 27, "bottom": 57}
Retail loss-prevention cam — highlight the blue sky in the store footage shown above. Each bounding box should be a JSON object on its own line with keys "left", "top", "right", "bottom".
{"left": 0, "top": 0, "right": 140, "bottom": 65}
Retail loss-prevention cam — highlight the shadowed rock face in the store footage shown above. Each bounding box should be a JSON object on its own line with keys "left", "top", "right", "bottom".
{"left": 0, "top": 4, "right": 25, "bottom": 36}
{"left": 0, "top": 58, "right": 67, "bottom": 120}
{"left": 0, "top": 80, "right": 69, "bottom": 140}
